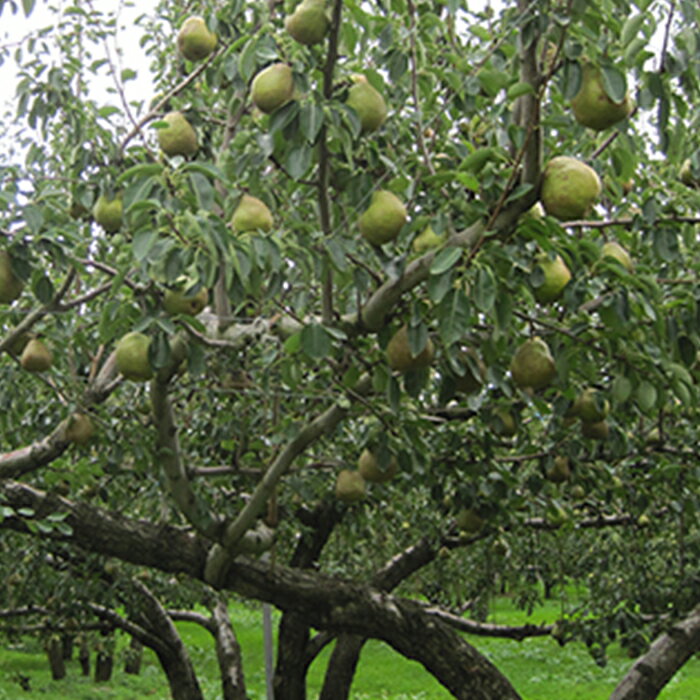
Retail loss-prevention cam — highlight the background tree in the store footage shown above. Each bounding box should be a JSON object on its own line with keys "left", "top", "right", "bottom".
{"left": 2, "top": 0, "right": 700, "bottom": 698}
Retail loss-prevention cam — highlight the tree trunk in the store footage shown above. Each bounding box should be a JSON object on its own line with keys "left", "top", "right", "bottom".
{"left": 61, "top": 633, "right": 73, "bottom": 659}
{"left": 45, "top": 635, "right": 66, "bottom": 680}
{"left": 124, "top": 636, "right": 143, "bottom": 675}
{"left": 94, "top": 650, "right": 113, "bottom": 682}
{"left": 78, "top": 634, "right": 90, "bottom": 676}
{"left": 610, "top": 606, "right": 700, "bottom": 700}
{"left": 319, "top": 634, "right": 364, "bottom": 700}
{"left": 274, "top": 613, "right": 311, "bottom": 700}
{"left": 211, "top": 598, "right": 249, "bottom": 700}
{"left": 0, "top": 483, "right": 522, "bottom": 699}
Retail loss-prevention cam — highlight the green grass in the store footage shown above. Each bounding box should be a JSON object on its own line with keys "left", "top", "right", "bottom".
{"left": 2, "top": 599, "right": 700, "bottom": 699}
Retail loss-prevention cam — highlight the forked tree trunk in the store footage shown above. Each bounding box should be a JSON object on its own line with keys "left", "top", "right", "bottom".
{"left": 611, "top": 605, "right": 700, "bottom": 700}
{"left": 45, "top": 635, "right": 66, "bottom": 680}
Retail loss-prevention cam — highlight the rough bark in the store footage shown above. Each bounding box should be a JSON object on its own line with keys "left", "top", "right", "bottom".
{"left": 94, "top": 649, "right": 114, "bottom": 682}
{"left": 610, "top": 606, "right": 700, "bottom": 700}
{"left": 0, "top": 482, "right": 521, "bottom": 699}
{"left": 275, "top": 501, "right": 344, "bottom": 700}
{"left": 319, "top": 634, "right": 364, "bottom": 700}
{"left": 211, "top": 598, "right": 250, "bottom": 700}
{"left": 78, "top": 634, "right": 90, "bottom": 676}
{"left": 45, "top": 635, "right": 67, "bottom": 680}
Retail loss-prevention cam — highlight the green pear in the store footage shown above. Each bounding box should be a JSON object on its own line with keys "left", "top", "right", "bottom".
{"left": 601, "top": 241, "right": 634, "bottom": 272}
{"left": 157, "top": 111, "right": 198, "bottom": 157}
{"left": 491, "top": 407, "right": 517, "bottom": 437}
{"left": 92, "top": 195, "right": 123, "bottom": 233}
{"left": 115, "top": 331, "right": 153, "bottom": 382}
{"left": 386, "top": 325, "right": 434, "bottom": 372}
{"left": 412, "top": 225, "right": 446, "bottom": 254}
{"left": 358, "top": 448, "right": 398, "bottom": 484}
{"left": 20, "top": 338, "right": 53, "bottom": 372}
{"left": 581, "top": 419, "right": 610, "bottom": 440}
{"left": 359, "top": 190, "right": 407, "bottom": 245}
{"left": 574, "top": 388, "right": 609, "bottom": 423}
{"left": 345, "top": 75, "right": 388, "bottom": 133}
{"left": 177, "top": 16, "right": 217, "bottom": 61}
{"left": 546, "top": 456, "right": 571, "bottom": 483}
{"left": 533, "top": 252, "right": 572, "bottom": 303}
{"left": 510, "top": 336, "right": 556, "bottom": 390}
{"left": 0, "top": 251, "right": 24, "bottom": 304}
{"left": 335, "top": 469, "right": 366, "bottom": 503}
{"left": 163, "top": 287, "right": 209, "bottom": 316}
{"left": 63, "top": 412, "right": 95, "bottom": 445}
{"left": 231, "top": 194, "right": 274, "bottom": 233}
{"left": 541, "top": 156, "right": 601, "bottom": 221}
{"left": 456, "top": 508, "right": 484, "bottom": 534}
{"left": 571, "top": 63, "right": 634, "bottom": 131}
{"left": 285, "top": 0, "right": 329, "bottom": 45}
{"left": 251, "top": 63, "right": 294, "bottom": 114}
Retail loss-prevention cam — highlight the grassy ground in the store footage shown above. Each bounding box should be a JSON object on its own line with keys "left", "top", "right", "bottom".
{"left": 2, "top": 598, "right": 700, "bottom": 699}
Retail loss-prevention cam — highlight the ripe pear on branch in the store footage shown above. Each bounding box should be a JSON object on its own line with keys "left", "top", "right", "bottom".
{"left": 285, "top": 0, "right": 329, "bottom": 45}
{"left": 533, "top": 252, "right": 572, "bottom": 303}
{"left": 20, "top": 338, "right": 53, "bottom": 372}
{"left": 0, "top": 250, "right": 24, "bottom": 304}
{"left": 231, "top": 194, "right": 274, "bottom": 233}
{"left": 358, "top": 448, "right": 398, "bottom": 484}
{"left": 456, "top": 508, "right": 484, "bottom": 534}
{"left": 251, "top": 63, "right": 294, "bottom": 114}
{"left": 93, "top": 195, "right": 123, "bottom": 234}
{"left": 601, "top": 241, "right": 634, "bottom": 272}
{"left": 546, "top": 456, "right": 571, "bottom": 483}
{"left": 412, "top": 225, "right": 446, "bottom": 254}
{"left": 163, "top": 286, "right": 209, "bottom": 316}
{"left": 63, "top": 412, "right": 95, "bottom": 445}
{"left": 386, "top": 325, "right": 434, "bottom": 373}
{"left": 157, "top": 111, "right": 198, "bottom": 157}
{"left": 510, "top": 336, "right": 556, "bottom": 390}
{"left": 115, "top": 332, "right": 153, "bottom": 382}
{"left": 177, "top": 16, "right": 217, "bottom": 61}
{"left": 581, "top": 419, "right": 610, "bottom": 440}
{"left": 345, "top": 75, "right": 388, "bottom": 133}
{"left": 541, "top": 156, "right": 601, "bottom": 221}
{"left": 359, "top": 190, "right": 406, "bottom": 245}
{"left": 335, "top": 469, "right": 366, "bottom": 503}
{"left": 571, "top": 63, "right": 634, "bottom": 131}
{"left": 574, "top": 388, "right": 610, "bottom": 423}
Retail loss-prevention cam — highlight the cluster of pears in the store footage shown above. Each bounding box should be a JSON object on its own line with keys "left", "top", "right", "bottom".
{"left": 0, "top": 250, "right": 24, "bottom": 304}
{"left": 93, "top": 194, "right": 123, "bottom": 234}
{"left": 335, "top": 447, "right": 399, "bottom": 503}
{"left": 570, "top": 387, "right": 610, "bottom": 440}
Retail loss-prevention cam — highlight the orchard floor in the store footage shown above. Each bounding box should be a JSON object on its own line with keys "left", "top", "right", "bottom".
{"left": 1, "top": 599, "right": 700, "bottom": 699}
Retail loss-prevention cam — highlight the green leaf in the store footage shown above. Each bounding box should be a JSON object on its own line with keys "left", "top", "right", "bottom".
{"left": 132, "top": 230, "right": 159, "bottom": 262}
{"left": 21, "top": 0, "right": 36, "bottom": 16}
{"left": 300, "top": 102, "right": 324, "bottom": 144}
{"left": 636, "top": 381, "right": 657, "bottom": 413}
{"left": 285, "top": 144, "right": 312, "bottom": 180}
{"left": 430, "top": 246, "right": 462, "bottom": 275}
{"left": 189, "top": 172, "right": 215, "bottom": 210}
{"left": 116, "top": 163, "right": 163, "bottom": 184}
{"left": 301, "top": 324, "right": 331, "bottom": 359}
{"left": 473, "top": 267, "right": 496, "bottom": 313}
{"left": 600, "top": 65, "right": 627, "bottom": 104}
{"left": 438, "top": 289, "right": 470, "bottom": 346}
{"left": 461, "top": 147, "right": 495, "bottom": 173}
{"left": 612, "top": 375, "right": 632, "bottom": 403}
{"left": 507, "top": 82, "right": 535, "bottom": 101}
{"left": 621, "top": 15, "right": 645, "bottom": 47}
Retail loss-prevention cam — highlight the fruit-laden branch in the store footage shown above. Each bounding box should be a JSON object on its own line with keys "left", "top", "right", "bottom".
{"left": 0, "top": 351, "right": 119, "bottom": 480}
{"left": 610, "top": 604, "right": 700, "bottom": 700}
{"left": 0, "top": 481, "right": 521, "bottom": 700}
{"left": 204, "top": 374, "right": 373, "bottom": 587}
